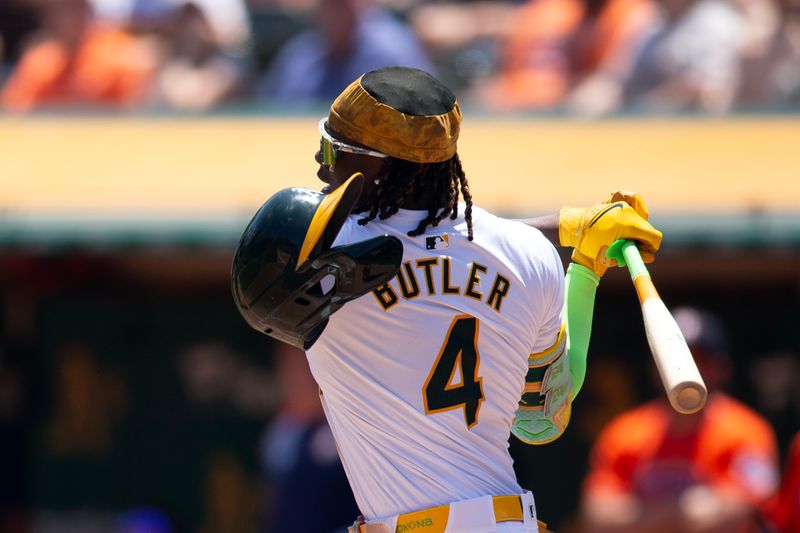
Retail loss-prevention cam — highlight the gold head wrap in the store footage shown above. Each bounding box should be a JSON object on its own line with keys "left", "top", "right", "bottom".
{"left": 327, "top": 67, "right": 461, "bottom": 164}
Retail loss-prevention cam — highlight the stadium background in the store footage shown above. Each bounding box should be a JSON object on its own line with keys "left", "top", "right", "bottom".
{"left": 1, "top": 0, "right": 799, "bottom": 532}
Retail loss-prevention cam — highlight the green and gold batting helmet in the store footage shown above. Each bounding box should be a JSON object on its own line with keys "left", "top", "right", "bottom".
{"left": 231, "top": 174, "right": 403, "bottom": 349}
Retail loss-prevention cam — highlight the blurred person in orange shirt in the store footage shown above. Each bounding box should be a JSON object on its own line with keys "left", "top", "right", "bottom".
{"left": 1, "top": 0, "right": 155, "bottom": 112}
{"left": 581, "top": 307, "right": 780, "bottom": 533}
{"left": 472, "top": 0, "right": 659, "bottom": 112}
{"left": 771, "top": 431, "right": 800, "bottom": 533}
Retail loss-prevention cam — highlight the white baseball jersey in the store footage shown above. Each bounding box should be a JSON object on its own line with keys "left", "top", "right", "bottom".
{"left": 305, "top": 204, "right": 565, "bottom": 521}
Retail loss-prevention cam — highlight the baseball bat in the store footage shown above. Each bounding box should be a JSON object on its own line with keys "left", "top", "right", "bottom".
{"left": 607, "top": 240, "right": 707, "bottom": 414}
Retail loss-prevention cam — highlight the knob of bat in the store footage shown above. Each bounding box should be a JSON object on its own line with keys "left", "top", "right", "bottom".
{"left": 675, "top": 385, "right": 707, "bottom": 414}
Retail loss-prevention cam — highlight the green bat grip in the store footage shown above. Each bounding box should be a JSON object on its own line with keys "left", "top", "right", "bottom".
{"left": 606, "top": 239, "right": 649, "bottom": 280}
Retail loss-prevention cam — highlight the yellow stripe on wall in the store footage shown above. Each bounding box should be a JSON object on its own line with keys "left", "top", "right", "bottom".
{"left": 1, "top": 117, "right": 797, "bottom": 216}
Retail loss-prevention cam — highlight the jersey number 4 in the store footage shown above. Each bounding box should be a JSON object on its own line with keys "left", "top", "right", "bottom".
{"left": 423, "top": 315, "right": 484, "bottom": 429}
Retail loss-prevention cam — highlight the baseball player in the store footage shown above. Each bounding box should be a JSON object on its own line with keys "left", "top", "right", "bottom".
{"left": 232, "top": 66, "right": 662, "bottom": 533}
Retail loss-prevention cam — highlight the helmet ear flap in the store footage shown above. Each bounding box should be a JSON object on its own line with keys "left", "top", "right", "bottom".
{"left": 318, "top": 236, "right": 403, "bottom": 297}
{"left": 296, "top": 172, "right": 364, "bottom": 272}
{"left": 231, "top": 176, "right": 402, "bottom": 351}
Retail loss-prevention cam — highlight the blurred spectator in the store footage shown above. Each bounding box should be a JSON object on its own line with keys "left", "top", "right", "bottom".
{"left": 258, "top": 342, "right": 357, "bottom": 533}
{"left": 620, "top": 0, "right": 747, "bottom": 114}
{"left": 735, "top": 0, "right": 800, "bottom": 108}
{"left": 245, "top": 2, "right": 310, "bottom": 77}
{"left": 178, "top": 341, "right": 278, "bottom": 416}
{"left": 573, "top": 356, "right": 639, "bottom": 445}
{"left": 248, "top": 0, "right": 316, "bottom": 6}
{"left": 1, "top": 0, "right": 156, "bottom": 113}
{"left": 581, "top": 307, "right": 780, "bottom": 533}
{"left": 407, "top": 2, "right": 519, "bottom": 94}
{"left": 256, "top": 0, "right": 433, "bottom": 108}
{"left": 198, "top": 451, "right": 258, "bottom": 533}
{"left": 749, "top": 351, "right": 800, "bottom": 454}
{"left": 0, "top": 0, "right": 40, "bottom": 78}
{"left": 114, "top": 508, "right": 174, "bottom": 533}
{"left": 470, "top": 0, "right": 659, "bottom": 112}
{"left": 47, "top": 342, "right": 127, "bottom": 457}
{"left": 566, "top": 0, "right": 665, "bottom": 116}
{"left": 771, "top": 431, "right": 800, "bottom": 533}
{"left": 90, "top": 0, "right": 251, "bottom": 53}
{"left": 150, "top": 2, "right": 244, "bottom": 111}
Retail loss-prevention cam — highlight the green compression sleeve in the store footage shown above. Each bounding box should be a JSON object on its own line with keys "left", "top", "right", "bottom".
{"left": 565, "top": 262, "right": 600, "bottom": 398}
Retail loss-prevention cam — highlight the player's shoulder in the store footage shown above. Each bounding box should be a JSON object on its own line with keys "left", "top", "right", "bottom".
{"left": 335, "top": 213, "right": 377, "bottom": 246}
{"left": 709, "top": 394, "right": 776, "bottom": 441}
{"left": 470, "top": 205, "right": 555, "bottom": 252}
{"left": 336, "top": 205, "right": 560, "bottom": 275}
{"left": 471, "top": 206, "right": 562, "bottom": 276}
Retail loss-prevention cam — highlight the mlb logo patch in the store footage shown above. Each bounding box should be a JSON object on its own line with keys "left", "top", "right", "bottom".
{"left": 426, "top": 234, "right": 450, "bottom": 250}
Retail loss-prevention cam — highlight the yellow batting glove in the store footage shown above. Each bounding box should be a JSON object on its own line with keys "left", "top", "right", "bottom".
{"left": 559, "top": 195, "right": 662, "bottom": 276}
{"left": 606, "top": 190, "right": 649, "bottom": 220}
{"left": 603, "top": 190, "right": 659, "bottom": 263}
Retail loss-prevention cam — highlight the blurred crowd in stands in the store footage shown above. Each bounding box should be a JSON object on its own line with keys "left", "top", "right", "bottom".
{"left": 1, "top": 0, "right": 799, "bottom": 115}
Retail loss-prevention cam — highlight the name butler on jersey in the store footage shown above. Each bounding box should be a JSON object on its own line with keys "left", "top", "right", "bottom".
{"left": 372, "top": 235, "right": 512, "bottom": 314}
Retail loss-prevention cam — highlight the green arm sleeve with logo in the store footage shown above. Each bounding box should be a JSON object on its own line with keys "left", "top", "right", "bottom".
{"left": 511, "top": 262, "right": 599, "bottom": 444}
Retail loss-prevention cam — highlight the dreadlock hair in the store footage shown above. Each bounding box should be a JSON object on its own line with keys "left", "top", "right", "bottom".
{"left": 355, "top": 153, "right": 474, "bottom": 241}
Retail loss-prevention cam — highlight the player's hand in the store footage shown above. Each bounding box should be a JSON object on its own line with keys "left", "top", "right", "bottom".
{"left": 579, "top": 190, "right": 657, "bottom": 275}
{"left": 559, "top": 191, "right": 662, "bottom": 276}
{"left": 606, "top": 190, "right": 650, "bottom": 222}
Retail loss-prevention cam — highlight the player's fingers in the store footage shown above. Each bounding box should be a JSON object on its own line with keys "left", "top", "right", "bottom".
{"left": 639, "top": 249, "right": 656, "bottom": 263}
{"left": 608, "top": 190, "right": 650, "bottom": 220}
{"left": 624, "top": 219, "right": 662, "bottom": 252}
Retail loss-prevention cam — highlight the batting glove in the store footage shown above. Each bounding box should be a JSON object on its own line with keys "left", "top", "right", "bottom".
{"left": 559, "top": 191, "right": 662, "bottom": 276}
